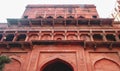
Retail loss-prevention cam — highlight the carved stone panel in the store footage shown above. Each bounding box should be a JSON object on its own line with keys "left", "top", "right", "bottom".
{"left": 89, "top": 52, "right": 120, "bottom": 71}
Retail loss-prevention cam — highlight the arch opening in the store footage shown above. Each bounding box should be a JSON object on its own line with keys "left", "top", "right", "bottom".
{"left": 5, "top": 34, "right": 14, "bottom": 41}
{"left": 41, "top": 59, "right": 73, "bottom": 71}
{"left": 94, "top": 58, "right": 120, "bottom": 71}
{"left": 16, "top": 34, "right": 26, "bottom": 41}
{"left": 93, "top": 34, "right": 103, "bottom": 41}
{"left": 4, "top": 58, "right": 21, "bottom": 71}
{"left": 106, "top": 34, "right": 116, "bottom": 41}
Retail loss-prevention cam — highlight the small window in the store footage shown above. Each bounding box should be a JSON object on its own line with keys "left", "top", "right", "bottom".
{"left": 0, "top": 34, "right": 3, "bottom": 41}
{"left": 118, "top": 34, "right": 120, "bottom": 39}
{"left": 36, "top": 16, "right": 43, "bottom": 19}
{"left": 78, "top": 19, "right": 89, "bottom": 26}
{"left": 47, "top": 16, "right": 53, "bottom": 19}
{"left": 92, "top": 15, "right": 97, "bottom": 18}
{"left": 78, "top": 16, "right": 85, "bottom": 18}
{"left": 93, "top": 34, "right": 103, "bottom": 41}
{"left": 5, "top": 34, "right": 14, "bottom": 41}
{"left": 23, "top": 16, "right": 28, "bottom": 19}
{"left": 16, "top": 34, "right": 26, "bottom": 41}
{"left": 57, "top": 16, "right": 64, "bottom": 19}
{"left": 67, "top": 16, "right": 74, "bottom": 19}
{"left": 106, "top": 34, "right": 116, "bottom": 41}
{"left": 90, "top": 20, "right": 100, "bottom": 26}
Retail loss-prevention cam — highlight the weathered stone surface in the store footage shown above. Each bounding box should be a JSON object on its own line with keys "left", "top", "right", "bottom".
{"left": 0, "top": 4, "right": 120, "bottom": 71}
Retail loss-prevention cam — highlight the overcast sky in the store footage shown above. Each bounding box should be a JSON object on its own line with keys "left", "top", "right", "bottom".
{"left": 0, "top": 0, "right": 116, "bottom": 23}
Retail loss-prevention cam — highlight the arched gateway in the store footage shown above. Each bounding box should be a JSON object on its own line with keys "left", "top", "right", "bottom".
{"left": 41, "top": 59, "right": 74, "bottom": 71}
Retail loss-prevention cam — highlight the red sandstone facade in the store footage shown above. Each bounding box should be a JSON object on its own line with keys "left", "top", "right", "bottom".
{"left": 0, "top": 4, "right": 120, "bottom": 71}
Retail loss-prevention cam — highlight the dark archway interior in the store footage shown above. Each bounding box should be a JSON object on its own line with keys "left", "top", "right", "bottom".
{"left": 43, "top": 60, "right": 73, "bottom": 71}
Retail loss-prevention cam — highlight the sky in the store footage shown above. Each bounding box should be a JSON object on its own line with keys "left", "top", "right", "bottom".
{"left": 0, "top": 0, "right": 116, "bottom": 23}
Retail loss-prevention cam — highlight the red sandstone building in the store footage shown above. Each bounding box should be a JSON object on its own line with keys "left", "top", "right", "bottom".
{"left": 0, "top": 4, "right": 120, "bottom": 71}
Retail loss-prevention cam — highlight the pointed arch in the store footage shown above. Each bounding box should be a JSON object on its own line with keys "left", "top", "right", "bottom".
{"left": 41, "top": 34, "right": 51, "bottom": 40}
{"left": 28, "top": 34, "right": 39, "bottom": 41}
{"left": 54, "top": 34, "right": 65, "bottom": 40}
{"left": 94, "top": 57, "right": 120, "bottom": 66}
{"left": 94, "top": 58, "right": 120, "bottom": 71}
{"left": 46, "top": 16, "right": 54, "bottom": 19}
{"left": 56, "top": 16, "right": 64, "bottom": 19}
{"left": 4, "top": 58, "right": 21, "bottom": 71}
{"left": 67, "top": 16, "right": 74, "bottom": 19}
{"left": 9, "top": 55, "right": 23, "bottom": 64}
{"left": 67, "top": 34, "right": 78, "bottom": 40}
{"left": 40, "top": 58, "right": 74, "bottom": 71}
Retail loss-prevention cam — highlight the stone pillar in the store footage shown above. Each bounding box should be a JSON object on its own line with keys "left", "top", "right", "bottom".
{"left": 25, "top": 32, "right": 29, "bottom": 41}
{"left": 27, "top": 48, "right": 40, "bottom": 71}
{"left": 103, "top": 31, "right": 107, "bottom": 41}
{"left": 90, "top": 31, "right": 93, "bottom": 41}
{"left": 38, "top": 31, "right": 41, "bottom": 40}
{"left": 115, "top": 32, "right": 119, "bottom": 41}
{"left": 1, "top": 32, "right": 6, "bottom": 42}
{"left": 13, "top": 33, "right": 17, "bottom": 42}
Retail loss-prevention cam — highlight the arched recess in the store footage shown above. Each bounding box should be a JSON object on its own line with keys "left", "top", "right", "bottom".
{"left": 4, "top": 58, "right": 21, "bottom": 71}
{"left": 56, "top": 16, "right": 64, "bottom": 19}
{"left": 28, "top": 34, "right": 39, "bottom": 41}
{"left": 4, "top": 34, "right": 15, "bottom": 41}
{"left": 55, "top": 16, "right": 65, "bottom": 25}
{"left": 40, "top": 58, "right": 74, "bottom": 71}
{"left": 67, "top": 34, "right": 78, "bottom": 40}
{"left": 94, "top": 58, "right": 120, "bottom": 71}
{"left": 67, "top": 16, "right": 74, "bottom": 19}
{"left": 16, "top": 34, "right": 26, "bottom": 41}
{"left": 93, "top": 34, "right": 103, "bottom": 41}
{"left": 106, "top": 34, "right": 116, "bottom": 41}
{"left": 41, "top": 34, "right": 51, "bottom": 40}
{"left": 46, "top": 16, "right": 54, "bottom": 19}
{"left": 54, "top": 34, "right": 65, "bottom": 40}
{"left": 80, "top": 34, "right": 91, "bottom": 41}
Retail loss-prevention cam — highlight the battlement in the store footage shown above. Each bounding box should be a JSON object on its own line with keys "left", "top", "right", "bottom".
{"left": 26, "top": 4, "right": 96, "bottom": 8}
{"left": 23, "top": 4, "right": 99, "bottom": 19}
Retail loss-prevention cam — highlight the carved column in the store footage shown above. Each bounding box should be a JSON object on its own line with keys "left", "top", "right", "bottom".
{"left": 102, "top": 31, "right": 107, "bottom": 41}
{"left": 25, "top": 32, "right": 29, "bottom": 41}
{"left": 90, "top": 34, "right": 93, "bottom": 41}
{"left": 1, "top": 32, "right": 6, "bottom": 42}
{"left": 13, "top": 31, "right": 18, "bottom": 41}
{"left": 38, "top": 31, "right": 41, "bottom": 40}
{"left": 115, "top": 31, "right": 119, "bottom": 41}
{"left": 90, "top": 30, "right": 93, "bottom": 41}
